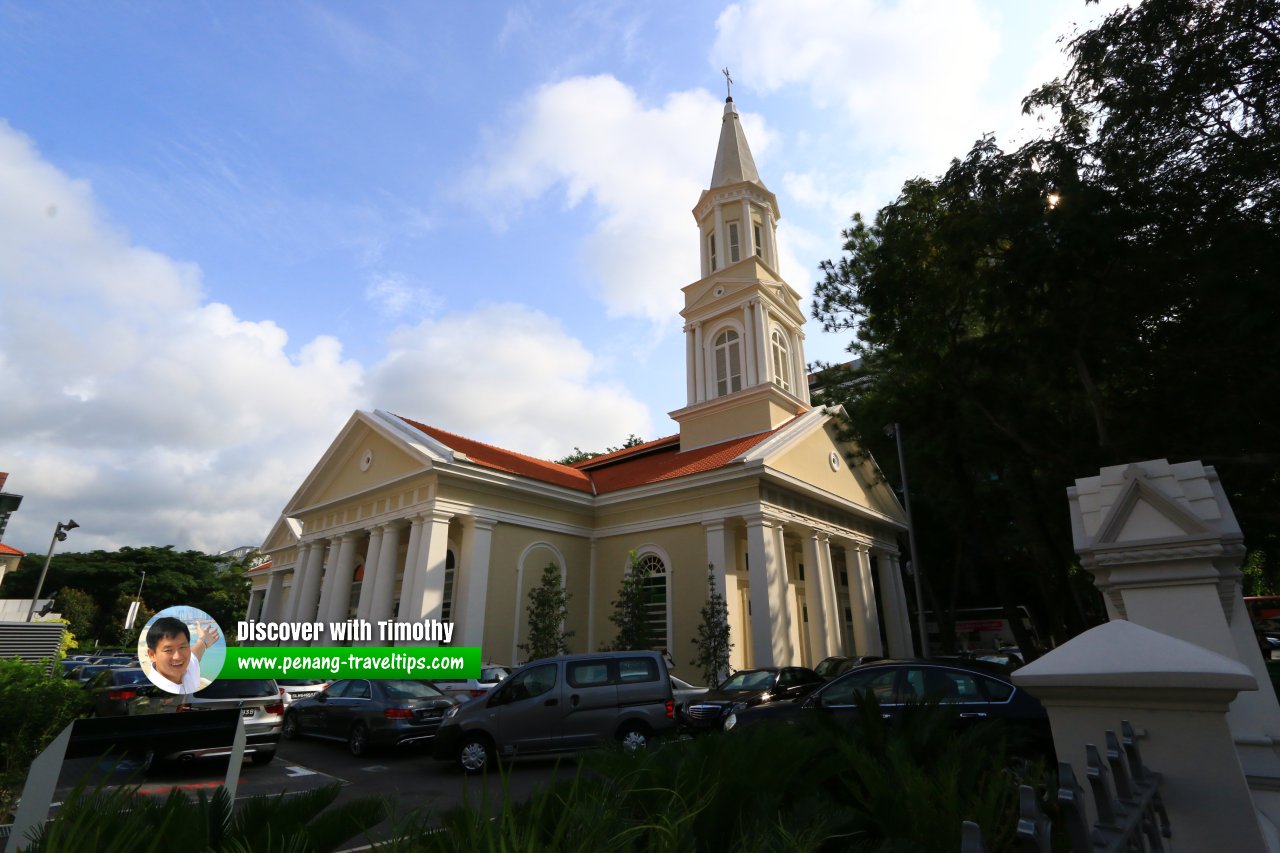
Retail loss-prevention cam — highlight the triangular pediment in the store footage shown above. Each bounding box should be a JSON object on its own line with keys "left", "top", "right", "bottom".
{"left": 261, "top": 515, "right": 301, "bottom": 552}
{"left": 1093, "top": 465, "right": 1214, "bottom": 546}
{"left": 742, "top": 407, "right": 908, "bottom": 526}
{"left": 682, "top": 260, "right": 803, "bottom": 322}
{"left": 283, "top": 410, "right": 452, "bottom": 515}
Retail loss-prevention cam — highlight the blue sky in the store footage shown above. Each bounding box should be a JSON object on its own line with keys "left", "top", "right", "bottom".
{"left": 0, "top": 1, "right": 1118, "bottom": 553}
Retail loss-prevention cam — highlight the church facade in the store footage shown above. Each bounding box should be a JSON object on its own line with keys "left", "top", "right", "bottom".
{"left": 246, "top": 95, "right": 914, "bottom": 677}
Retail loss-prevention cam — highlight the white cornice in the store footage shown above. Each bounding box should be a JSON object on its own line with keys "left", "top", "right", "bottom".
{"left": 372, "top": 410, "right": 457, "bottom": 462}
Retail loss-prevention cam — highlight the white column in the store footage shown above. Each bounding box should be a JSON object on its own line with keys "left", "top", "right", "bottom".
{"left": 817, "top": 535, "right": 842, "bottom": 657}
{"left": 795, "top": 329, "right": 811, "bottom": 405}
{"left": 742, "top": 302, "right": 758, "bottom": 386}
{"left": 753, "top": 300, "right": 769, "bottom": 385}
{"left": 802, "top": 531, "right": 829, "bottom": 666}
{"left": 765, "top": 209, "right": 777, "bottom": 269}
{"left": 355, "top": 526, "right": 385, "bottom": 621}
{"left": 456, "top": 516, "right": 495, "bottom": 649}
{"left": 325, "top": 533, "right": 362, "bottom": 624}
{"left": 875, "top": 550, "right": 911, "bottom": 657}
{"left": 262, "top": 570, "right": 286, "bottom": 623}
{"left": 845, "top": 543, "right": 881, "bottom": 656}
{"left": 685, "top": 325, "right": 697, "bottom": 406}
{"left": 369, "top": 522, "right": 405, "bottom": 634}
{"left": 775, "top": 524, "right": 802, "bottom": 665}
{"left": 409, "top": 509, "right": 454, "bottom": 622}
{"left": 315, "top": 539, "right": 342, "bottom": 625}
{"left": 702, "top": 520, "right": 733, "bottom": 602}
{"left": 282, "top": 544, "right": 308, "bottom": 621}
{"left": 693, "top": 321, "right": 706, "bottom": 402}
{"left": 713, "top": 205, "right": 725, "bottom": 271}
{"left": 587, "top": 538, "right": 598, "bottom": 652}
{"left": 884, "top": 553, "right": 915, "bottom": 657}
{"left": 741, "top": 199, "right": 753, "bottom": 258}
{"left": 396, "top": 515, "right": 427, "bottom": 623}
{"left": 745, "top": 514, "right": 792, "bottom": 668}
{"left": 295, "top": 539, "right": 327, "bottom": 630}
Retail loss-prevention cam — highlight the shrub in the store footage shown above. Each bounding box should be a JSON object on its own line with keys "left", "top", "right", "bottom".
{"left": 0, "top": 657, "right": 91, "bottom": 821}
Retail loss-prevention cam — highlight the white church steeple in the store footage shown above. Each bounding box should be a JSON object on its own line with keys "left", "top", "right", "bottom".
{"left": 671, "top": 83, "right": 811, "bottom": 452}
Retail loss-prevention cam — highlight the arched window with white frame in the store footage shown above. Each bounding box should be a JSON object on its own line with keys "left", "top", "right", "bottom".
{"left": 771, "top": 328, "right": 792, "bottom": 393}
{"left": 713, "top": 329, "right": 743, "bottom": 397}
{"left": 635, "top": 552, "right": 669, "bottom": 652}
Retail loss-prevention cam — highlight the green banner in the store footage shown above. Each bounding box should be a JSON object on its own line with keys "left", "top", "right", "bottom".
{"left": 222, "top": 646, "right": 481, "bottom": 680}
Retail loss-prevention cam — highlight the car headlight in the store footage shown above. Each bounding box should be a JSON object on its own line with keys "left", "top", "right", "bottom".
{"left": 444, "top": 705, "right": 460, "bottom": 720}
{"left": 724, "top": 713, "right": 738, "bottom": 731}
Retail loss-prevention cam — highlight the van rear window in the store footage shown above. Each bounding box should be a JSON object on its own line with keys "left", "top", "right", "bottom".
{"left": 618, "top": 658, "right": 659, "bottom": 683}
{"left": 568, "top": 662, "right": 611, "bottom": 687}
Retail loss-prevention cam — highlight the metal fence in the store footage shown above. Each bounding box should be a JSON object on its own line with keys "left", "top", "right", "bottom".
{"left": 962, "top": 721, "right": 1171, "bottom": 853}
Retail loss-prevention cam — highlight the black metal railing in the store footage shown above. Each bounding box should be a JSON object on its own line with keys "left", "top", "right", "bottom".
{"left": 961, "top": 721, "right": 1171, "bottom": 852}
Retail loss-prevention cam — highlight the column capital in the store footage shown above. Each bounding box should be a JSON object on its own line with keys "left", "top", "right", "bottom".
{"left": 463, "top": 514, "right": 497, "bottom": 532}
{"left": 701, "top": 519, "right": 728, "bottom": 533}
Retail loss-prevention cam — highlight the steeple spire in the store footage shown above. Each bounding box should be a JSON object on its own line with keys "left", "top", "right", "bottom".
{"left": 709, "top": 82, "right": 763, "bottom": 190}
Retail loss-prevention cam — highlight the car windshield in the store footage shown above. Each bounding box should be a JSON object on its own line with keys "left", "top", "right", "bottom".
{"left": 383, "top": 680, "right": 444, "bottom": 700}
{"left": 719, "top": 671, "right": 775, "bottom": 691}
{"left": 479, "top": 666, "right": 508, "bottom": 683}
{"left": 195, "top": 679, "right": 277, "bottom": 698}
{"left": 114, "top": 669, "right": 149, "bottom": 685}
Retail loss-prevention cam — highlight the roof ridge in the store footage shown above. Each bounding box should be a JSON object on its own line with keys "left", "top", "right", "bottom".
{"left": 570, "top": 434, "right": 680, "bottom": 470}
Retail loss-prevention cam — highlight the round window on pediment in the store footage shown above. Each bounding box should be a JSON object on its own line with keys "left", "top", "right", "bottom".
{"left": 829, "top": 451, "right": 840, "bottom": 472}
{"left": 360, "top": 448, "right": 375, "bottom": 472}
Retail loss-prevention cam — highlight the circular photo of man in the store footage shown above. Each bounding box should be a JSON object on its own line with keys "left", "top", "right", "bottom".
{"left": 137, "top": 606, "right": 225, "bottom": 694}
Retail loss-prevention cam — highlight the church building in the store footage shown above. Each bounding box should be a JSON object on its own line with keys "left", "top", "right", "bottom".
{"left": 247, "top": 93, "right": 914, "bottom": 676}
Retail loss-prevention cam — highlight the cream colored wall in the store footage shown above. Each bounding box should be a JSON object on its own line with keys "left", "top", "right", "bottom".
{"left": 441, "top": 481, "right": 593, "bottom": 530}
{"left": 680, "top": 401, "right": 791, "bottom": 449}
{"left": 478, "top": 525, "right": 590, "bottom": 666}
{"left": 770, "top": 425, "right": 891, "bottom": 515}
{"left": 595, "top": 481, "right": 758, "bottom": 530}
{"left": 304, "top": 429, "right": 424, "bottom": 509}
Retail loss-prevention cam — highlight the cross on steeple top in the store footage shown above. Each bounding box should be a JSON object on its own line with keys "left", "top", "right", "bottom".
{"left": 722, "top": 67, "right": 733, "bottom": 100}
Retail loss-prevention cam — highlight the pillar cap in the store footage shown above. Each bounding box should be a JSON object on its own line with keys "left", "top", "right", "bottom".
{"left": 1013, "top": 619, "right": 1256, "bottom": 692}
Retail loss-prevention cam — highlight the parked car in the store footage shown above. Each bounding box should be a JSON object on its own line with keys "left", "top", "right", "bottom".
{"left": 812, "top": 655, "right": 885, "bottom": 680}
{"left": 678, "top": 666, "right": 824, "bottom": 732}
{"left": 85, "top": 667, "right": 152, "bottom": 717}
{"left": 276, "top": 678, "right": 330, "bottom": 706}
{"left": 141, "top": 678, "right": 286, "bottom": 766}
{"left": 431, "top": 663, "right": 510, "bottom": 701}
{"left": 283, "top": 678, "right": 458, "bottom": 756}
{"left": 68, "top": 663, "right": 117, "bottom": 685}
{"left": 671, "top": 675, "right": 708, "bottom": 706}
{"left": 432, "top": 650, "right": 676, "bottom": 772}
{"left": 723, "top": 660, "right": 1051, "bottom": 752}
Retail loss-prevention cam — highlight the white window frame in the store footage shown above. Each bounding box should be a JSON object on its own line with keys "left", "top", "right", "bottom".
{"left": 626, "top": 545, "right": 673, "bottom": 653}
{"left": 771, "top": 327, "right": 792, "bottom": 392}
{"left": 728, "top": 222, "right": 741, "bottom": 263}
{"left": 712, "top": 328, "right": 744, "bottom": 397}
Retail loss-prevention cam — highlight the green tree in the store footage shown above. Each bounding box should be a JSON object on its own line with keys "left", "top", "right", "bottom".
{"left": 605, "top": 551, "right": 655, "bottom": 652}
{"left": 555, "top": 434, "right": 646, "bottom": 465}
{"left": 0, "top": 658, "right": 91, "bottom": 821}
{"left": 689, "top": 565, "right": 732, "bottom": 687}
{"left": 54, "top": 587, "right": 99, "bottom": 642}
{"left": 812, "top": 0, "right": 1280, "bottom": 650}
{"left": 518, "top": 563, "right": 573, "bottom": 661}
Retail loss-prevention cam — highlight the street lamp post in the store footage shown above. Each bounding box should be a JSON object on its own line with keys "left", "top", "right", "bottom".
{"left": 885, "top": 423, "right": 930, "bottom": 659}
{"left": 27, "top": 519, "right": 79, "bottom": 622}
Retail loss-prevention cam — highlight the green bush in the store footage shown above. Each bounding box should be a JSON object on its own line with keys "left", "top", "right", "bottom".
{"left": 394, "top": 697, "right": 1047, "bottom": 852}
{"left": 0, "top": 657, "right": 91, "bottom": 821}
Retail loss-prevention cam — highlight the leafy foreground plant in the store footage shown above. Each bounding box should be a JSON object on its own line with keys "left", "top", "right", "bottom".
{"left": 23, "top": 780, "right": 389, "bottom": 853}
{"left": 394, "top": 696, "right": 1047, "bottom": 852}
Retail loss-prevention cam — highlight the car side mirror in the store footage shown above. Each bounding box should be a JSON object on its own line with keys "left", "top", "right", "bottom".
{"left": 316, "top": 692, "right": 328, "bottom": 702}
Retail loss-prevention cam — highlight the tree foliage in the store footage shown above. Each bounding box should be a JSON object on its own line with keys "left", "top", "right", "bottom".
{"left": 555, "top": 434, "right": 646, "bottom": 465}
{"left": 7, "top": 546, "right": 250, "bottom": 646}
{"left": 605, "top": 551, "right": 655, "bottom": 652}
{"left": 812, "top": 0, "right": 1280, "bottom": 648}
{"left": 0, "top": 658, "right": 91, "bottom": 821}
{"left": 689, "top": 565, "right": 732, "bottom": 687}
{"left": 519, "top": 563, "right": 573, "bottom": 661}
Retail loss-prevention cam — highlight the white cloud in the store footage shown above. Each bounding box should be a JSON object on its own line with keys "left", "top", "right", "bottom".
{"left": 469, "top": 75, "right": 774, "bottom": 324}
{"left": 365, "top": 303, "right": 653, "bottom": 460}
{"left": 364, "top": 272, "right": 441, "bottom": 318}
{"left": 0, "top": 121, "right": 657, "bottom": 550}
{"left": 0, "top": 121, "right": 365, "bottom": 552}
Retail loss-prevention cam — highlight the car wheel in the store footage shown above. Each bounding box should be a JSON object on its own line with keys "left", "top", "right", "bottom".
{"left": 282, "top": 711, "right": 299, "bottom": 740}
{"left": 618, "top": 723, "right": 651, "bottom": 752}
{"left": 348, "top": 723, "right": 369, "bottom": 757}
{"left": 457, "top": 734, "right": 492, "bottom": 773}
{"left": 250, "top": 750, "right": 276, "bottom": 766}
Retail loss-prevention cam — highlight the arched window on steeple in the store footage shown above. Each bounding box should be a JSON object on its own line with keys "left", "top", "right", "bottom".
{"left": 771, "top": 328, "right": 792, "bottom": 393}
{"left": 714, "top": 329, "right": 743, "bottom": 397}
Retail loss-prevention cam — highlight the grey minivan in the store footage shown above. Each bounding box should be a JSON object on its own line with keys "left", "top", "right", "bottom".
{"left": 431, "top": 651, "right": 676, "bottom": 771}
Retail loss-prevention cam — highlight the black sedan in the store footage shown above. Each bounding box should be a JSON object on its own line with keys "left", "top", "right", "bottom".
{"left": 724, "top": 660, "right": 1050, "bottom": 750}
{"left": 282, "top": 678, "right": 459, "bottom": 756}
{"left": 812, "top": 655, "right": 885, "bottom": 680}
{"left": 679, "top": 666, "right": 824, "bottom": 732}
{"left": 85, "top": 667, "right": 152, "bottom": 717}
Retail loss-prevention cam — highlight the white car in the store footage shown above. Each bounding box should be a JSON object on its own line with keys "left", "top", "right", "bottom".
{"left": 276, "top": 678, "right": 330, "bottom": 706}
{"left": 432, "top": 663, "right": 509, "bottom": 701}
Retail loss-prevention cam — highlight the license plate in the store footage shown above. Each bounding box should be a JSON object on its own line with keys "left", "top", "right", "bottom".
{"left": 241, "top": 708, "right": 255, "bottom": 718}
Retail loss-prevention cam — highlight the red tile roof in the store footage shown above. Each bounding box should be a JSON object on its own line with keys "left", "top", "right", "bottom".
{"left": 392, "top": 414, "right": 787, "bottom": 497}
{"left": 0, "top": 542, "right": 24, "bottom": 557}
{"left": 395, "top": 416, "right": 595, "bottom": 494}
